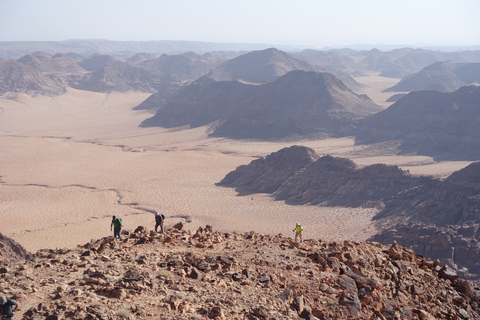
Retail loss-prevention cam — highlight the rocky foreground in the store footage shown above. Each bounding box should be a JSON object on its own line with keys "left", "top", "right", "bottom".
{"left": 1, "top": 223, "right": 480, "bottom": 320}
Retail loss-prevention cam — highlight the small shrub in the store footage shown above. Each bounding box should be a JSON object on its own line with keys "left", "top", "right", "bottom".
{"left": 158, "top": 270, "right": 174, "bottom": 279}
{"left": 115, "top": 308, "right": 131, "bottom": 319}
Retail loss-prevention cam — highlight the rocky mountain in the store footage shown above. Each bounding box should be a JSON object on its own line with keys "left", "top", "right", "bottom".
{"left": 218, "top": 146, "right": 424, "bottom": 208}
{"left": 0, "top": 40, "right": 275, "bottom": 59}
{"left": 206, "top": 47, "right": 314, "bottom": 83}
{"left": 3, "top": 223, "right": 480, "bottom": 319}
{"left": 142, "top": 71, "right": 382, "bottom": 139}
{"left": 294, "top": 48, "right": 480, "bottom": 79}
{"left": 73, "top": 59, "right": 165, "bottom": 93}
{"left": 0, "top": 232, "right": 31, "bottom": 266}
{"left": 0, "top": 56, "right": 69, "bottom": 98}
{"left": 218, "top": 146, "right": 480, "bottom": 282}
{"left": 140, "top": 52, "right": 224, "bottom": 81}
{"left": 217, "top": 145, "right": 320, "bottom": 194}
{"left": 205, "top": 48, "right": 361, "bottom": 90}
{"left": 355, "top": 85, "right": 480, "bottom": 161}
{"left": 385, "top": 61, "right": 480, "bottom": 92}
{"left": 0, "top": 51, "right": 224, "bottom": 98}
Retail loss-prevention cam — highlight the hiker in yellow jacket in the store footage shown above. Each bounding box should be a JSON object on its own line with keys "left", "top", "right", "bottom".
{"left": 293, "top": 222, "right": 303, "bottom": 243}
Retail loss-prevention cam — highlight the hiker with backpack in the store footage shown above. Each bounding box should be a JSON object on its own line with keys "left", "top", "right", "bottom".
{"left": 0, "top": 295, "right": 17, "bottom": 320}
{"left": 155, "top": 211, "right": 165, "bottom": 233}
{"left": 293, "top": 222, "right": 303, "bottom": 243}
{"left": 111, "top": 215, "right": 122, "bottom": 240}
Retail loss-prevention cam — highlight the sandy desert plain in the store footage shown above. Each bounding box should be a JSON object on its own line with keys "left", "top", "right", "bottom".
{"left": 0, "top": 74, "right": 474, "bottom": 252}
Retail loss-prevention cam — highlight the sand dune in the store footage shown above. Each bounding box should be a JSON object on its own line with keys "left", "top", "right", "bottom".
{"left": 0, "top": 85, "right": 472, "bottom": 252}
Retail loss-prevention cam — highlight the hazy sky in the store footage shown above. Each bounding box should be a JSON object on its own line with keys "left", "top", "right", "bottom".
{"left": 0, "top": 0, "right": 479, "bottom": 48}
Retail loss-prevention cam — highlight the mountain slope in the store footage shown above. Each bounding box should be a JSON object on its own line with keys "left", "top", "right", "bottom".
{"left": 142, "top": 71, "right": 381, "bottom": 139}
{"left": 385, "top": 61, "right": 480, "bottom": 92}
{"left": 355, "top": 85, "right": 480, "bottom": 160}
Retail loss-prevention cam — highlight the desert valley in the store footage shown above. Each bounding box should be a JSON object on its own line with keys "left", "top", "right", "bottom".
{"left": 1, "top": 41, "right": 480, "bottom": 319}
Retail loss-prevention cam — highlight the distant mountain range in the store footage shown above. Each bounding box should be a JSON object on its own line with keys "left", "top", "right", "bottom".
{"left": 0, "top": 51, "right": 224, "bottom": 98}
{"left": 355, "top": 85, "right": 480, "bottom": 161}
{"left": 385, "top": 61, "right": 480, "bottom": 92}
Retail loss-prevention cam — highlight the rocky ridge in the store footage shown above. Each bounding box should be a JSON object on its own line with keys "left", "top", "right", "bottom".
{"left": 385, "top": 61, "right": 480, "bottom": 92}
{"left": 355, "top": 85, "right": 480, "bottom": 161}
{"left": 218, "top": 146, "right": 480, "bottom": 283}
{"left": 2, "top": 223, "right": 480, "bottom": 320}
{"left": 142, "top": 71, "right": 382, "bottom": 139}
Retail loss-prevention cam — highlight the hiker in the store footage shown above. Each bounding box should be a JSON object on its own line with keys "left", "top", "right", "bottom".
{"left": 111, "top": 215, "right": 122, "bottom": 240}
{"left": 154, "top": 211, "right": 165, "bottom": 233}
{"left": 0, "top": 295, "right": 17, "bottom": 320}
{"left": 293, "top": 222, "right": 303, "bottom": 243}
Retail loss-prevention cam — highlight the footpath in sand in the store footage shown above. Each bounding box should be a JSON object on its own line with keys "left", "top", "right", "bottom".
{"left": 0, "top": 87, "right": 472, "bottom": 252}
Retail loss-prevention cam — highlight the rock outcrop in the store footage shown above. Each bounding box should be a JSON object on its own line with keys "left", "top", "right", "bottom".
{"left": 217, "top": 145, "right": 320, "bottom": 194}
{"left": 355, "top": 85, "right": 480, "bottom": 161}
{"left": 3, "top": 225, "right": 480, "bottom": 319}
{"left": 385, "top": 61, "right": 480, "bottom": 92}
{"left": 0, "top": 232, "right": 31, "bottom": 266}
{"left": 218, "top": 146, "right": 480, "bottom": 282}
{"left": 142, "top": 70, "right": 382, "bottom": 139}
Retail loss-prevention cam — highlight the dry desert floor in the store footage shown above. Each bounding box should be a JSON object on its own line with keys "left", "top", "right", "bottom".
{"left": 0, "top": 75, "right": 473, "bottom": 252}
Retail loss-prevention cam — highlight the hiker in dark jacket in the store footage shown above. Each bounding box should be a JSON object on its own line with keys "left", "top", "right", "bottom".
{"left": 111, "top": 215, "right": 122, "bottom": 240}
{"left": 155, "top": 211, "right": 165, "bottom": 233}
{"left": 0, "top": 295, "right": 17, "bottom": 320}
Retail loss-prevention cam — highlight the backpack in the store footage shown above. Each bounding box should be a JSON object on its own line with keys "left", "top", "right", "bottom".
{"left": 156, "top": 214, "right": 164, "bottom": 223}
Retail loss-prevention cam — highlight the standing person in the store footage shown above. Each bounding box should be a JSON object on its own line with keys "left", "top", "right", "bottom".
{"left": 0, "top": 295, "right": 17, "bottom": 320}
{"left": 293, "top": 222, "right": 303, "bottom": 243}
{"left": 154, "top": 212, "right": 165, "bottom": 233}
{"left": 111, "top": 215, "right": 122, "bottom": 240}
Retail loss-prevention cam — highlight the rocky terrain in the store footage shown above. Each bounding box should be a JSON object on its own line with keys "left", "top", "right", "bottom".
{"left": 0, "top": 51, "right": 223, "bottom": 98}
{"left": 204, "top": 48, "right": 360, "bottom": 90}
{"left": 2, "top": 222, "right": 480, "bottom": 320}
{"left": 218, "top": 146, "right": 480, "bottom": 283}
{"left": 385, "top": 61, "right": 480, "bottom": 92}
{"left": 355, "top": 85, "right": 480, "bottom": 161}
{"left": 142, "top": 70, "right": 382, "bottom": 139}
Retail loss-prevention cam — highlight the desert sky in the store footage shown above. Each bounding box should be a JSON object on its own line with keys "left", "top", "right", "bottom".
{"left": 0, "top": 75, "right": 473, "bottom": 252}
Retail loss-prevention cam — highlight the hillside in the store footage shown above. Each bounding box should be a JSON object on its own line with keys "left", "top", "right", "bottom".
{"left": 355, "top": 85, "right": 480, "bottom": 161}
{"left": 385, "top": 61, "right": 480, "bottom": 92}
{"left": 2, "top": 224, "right": 480, "bottom": 319}
{"left": 218, "top": 146, "right": 480, "bottom": 283}
{"left": 142, "top": 71, "right": 382, "bottom": 139}
{"left": 205, "top": 48, "right": 360, "bottom": 90}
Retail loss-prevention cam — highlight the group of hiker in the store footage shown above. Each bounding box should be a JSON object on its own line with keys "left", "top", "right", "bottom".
{"left": 110, "top": 211, "right": 165, "bottom": 240}
{"left": 110, "top": 211, "right": 303, "bottom": 243}
{"left": 0, "top": 216, "right": 302, "bottom": 320}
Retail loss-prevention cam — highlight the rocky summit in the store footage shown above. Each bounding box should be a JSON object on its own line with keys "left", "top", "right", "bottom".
{"left": 2, "top": 223, "right": 480, "bottom": 320}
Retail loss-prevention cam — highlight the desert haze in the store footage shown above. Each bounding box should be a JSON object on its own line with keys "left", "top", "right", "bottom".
{"left": 0, "top": 75, "right": 471, "bottom": 252}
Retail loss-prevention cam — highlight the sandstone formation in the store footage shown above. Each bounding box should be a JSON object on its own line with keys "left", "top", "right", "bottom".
{"left": 218, "top": 146, "right": 421, "bottom": 208}
{"left": 3, "top": 224, "right": 480, "bottom": 319}
{"left": 217, "top": 145, "right": 320, "bottom": 195}
{"left": 385, "top": 61, "right": 480, "bottom": 92}
{"left": 355, "top": 85, "right": 480, "bottom": 161}
{"left": 0, "top": 51, "right": 223, "bottom": 98}
{"left": 0, "top": 232, "right": 31, "bottom": 266}
{"left": 142, "top": 71, "right": 382, "bottom": 139}
{"left": 218, "top": 146, "right": 480, "bottom": 283}
{"left": 205, "top": 48, "right": 360, "bottom": 90}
